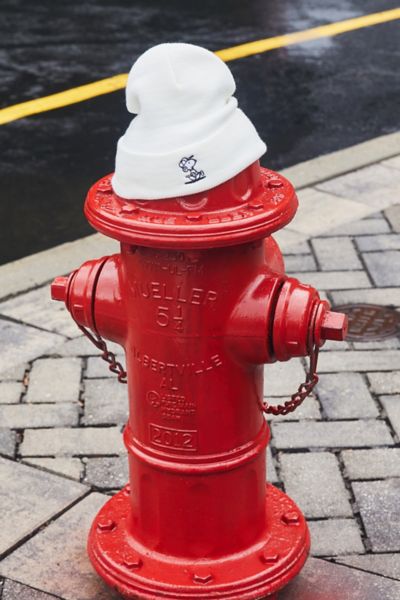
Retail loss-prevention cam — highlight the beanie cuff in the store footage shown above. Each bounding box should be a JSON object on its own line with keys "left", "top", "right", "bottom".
{"left": 112, "top": 109, "right": 266, "bottom": 200}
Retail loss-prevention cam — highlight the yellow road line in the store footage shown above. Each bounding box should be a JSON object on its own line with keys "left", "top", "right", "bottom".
{"left": 216, "top": 7, "right": 400, "bottom": 61}
{"left": 0, "top": 7, "right": 399, "bottom": 126}
{"left": 0, "top": 73, "right": 128, "bottom": 126}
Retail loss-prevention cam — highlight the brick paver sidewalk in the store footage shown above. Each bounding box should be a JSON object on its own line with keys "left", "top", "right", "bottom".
{"left": 0, "top": 151, "right": 399, "bottom": 599}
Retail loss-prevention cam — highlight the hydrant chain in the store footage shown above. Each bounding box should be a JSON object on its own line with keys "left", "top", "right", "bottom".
{"left": 62, "top": 266, "right": 128, "bottom": 384}
{"left": 77, "top": 323, "right": 127, "bottom": 384}
{"left": 262, "top": 345, "right": 319, "bottom": 416}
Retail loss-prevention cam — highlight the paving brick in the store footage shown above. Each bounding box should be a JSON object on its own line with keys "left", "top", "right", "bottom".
{"left": 25, "top": 458, "right": 84, "bottom": 480}
{"left": 320, "top": 339, "right": 350, "bottom": 352}
{"left": 284, "top": 253, "right": 317, "bottom": 272}
{"left": 320, "top": 217, "right": 390, "bottom": 237}
{"left": 0, "top": 381, "right": 23, "bottom": 404}
{"left": 283, "top": 240, "right": 311, "bottom": 255}
{"left": 83, "top": 379, "right": 128, "bottom": 425}
{"left": 266, "top": 446, "right": 278, "bottom": 483}
{"left": 363, "top": 213, "right": 382, "bottom": 219}
{"left": 272, "top": 229, "right": 308, "bottom": 251}
{"left": 54, "top": 336, "right": 98, "bottom": 356}
{"left": 318, "top": 350, "right": 400, "bottom": 372}
{"left": 0, "top": 320, "right": 63, "bottom": 378}
{"left": 26, "top": 358, "right": 81, "bottom": 403}
{"left": 309, "top": 519, "right": 364, "bottom": 556}
{"left": 381, "top": 155, "right": 400, "bottom": 171}
{"left": 336, "top": 553, "right": 400, "bottom": 581}
{"left": 55, "top": 336, "right": 123, "bottom": 358}
{"left": 21, "top": 427, "right": 124, "bottom": 457}
{"left": 0, "top": 493, "right": 120, "bottom": 600}
{"left": 363, "top": 250, "right": 400, "bottom": 286}
{"left": 342, "top": 448, "right": 400, "bottom": 479}
{"left": 331, "top": 287, "right": 400, "bottom": 307}
{"left": 312, "top": 237, "right": 362, "bottom": 270}
{"left": 280, "top": 556, "right": 400, "bottom": 599}
{"left": 317, "top": 163, "right": 400, "bottom": 209}
{"left": 267, "top": 395, "right": 321, "bottom": 421}
{"left": 368, "top": 371, "right": 400, "bottom": 394}
{"left": 264, "top": 358, "right": 305, "bottom": 396}
{"left": 356, "top": 233, "right": 400, "bottom": 251}
{"left": 289, "top": 270, "right": 370, "bottom": 290}
{"left": 280, "top": 452, "right": 352, "bottom": 518}
{"left": 353, "top": 479, "right": 400, "bottom": 552}
{"left": 352, "top": 338, "right": 400, "bottom": 350}
{"left": 84, "top": 455, "right": 128, "bottom": 489}
{"left": 316, "top": 372, "right": 378, "bottom": 419}
{"left": 286, "top": 188, "right": 371, "bottom": 236}
{"left": 0, "top": 364, "right": 26, "bottom": 381}
{"left": 0, "top": 403, "right": 79, "bottom": 429}
{"left": 0, "top": 286, "right": 80, "bottom": 338}
{"left": 0, "top": 457, "right": 86, "bottom": 556}
{"left": 86, "top": 356, "right": 124, "bottom": 378}
{"left": 317, "top": 289, "right": 329, "bottom": 302}
{"left": 272, "top": 420, "right": 393, "bottom": 449}
{"left": 385, "top": 203, "right": 400, "bottom": 232}
{"left": 0, "top": 429, "right": 16, "bottom": 457}
{"left": 2, "top": 579, "right": 58, "bottom": 599}
{"left": 380, "top": 395, "right": 400, "bottom": 437}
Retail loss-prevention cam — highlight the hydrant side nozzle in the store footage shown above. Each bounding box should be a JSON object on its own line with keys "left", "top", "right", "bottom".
{"left": 312, "top": 301, "right": 348, "bottom": 348}
{"left": 51, "top": 257, "right": 110, "bottom": 333}
{"left": 271, "top": 280, "right": 348, "bottom": 361}
{"left": 320, "top": 310, "right": 348, "bottom": 342}
{"left": 226, "top": 272, "right": 285, "bottom": 365}
{"left": 272, "top": 278, "right": 319, "bottom": 361}
{"left": 51, "top": 276, "right": 69, "bottom": 302}
{"left": 51, "top": 256, "right": 126, "bottom": 346}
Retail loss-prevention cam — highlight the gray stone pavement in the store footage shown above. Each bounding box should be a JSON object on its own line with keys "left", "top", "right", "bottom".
{"left": 0, "top": 148, "right": 399, "bottom": 598}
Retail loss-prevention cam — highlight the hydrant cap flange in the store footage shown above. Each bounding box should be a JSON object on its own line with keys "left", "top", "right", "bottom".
{"left": 85, "top": 163, "right": 298, "bottom": 249}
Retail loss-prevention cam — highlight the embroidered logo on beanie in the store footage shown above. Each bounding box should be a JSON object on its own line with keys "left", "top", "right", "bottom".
{"left": 179, "top": 155, "right": 206, "bottom": 184}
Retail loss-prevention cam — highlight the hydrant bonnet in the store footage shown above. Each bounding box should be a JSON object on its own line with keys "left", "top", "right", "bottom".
{"left": 112, "top": 43, "right": 266, "bottom": 200}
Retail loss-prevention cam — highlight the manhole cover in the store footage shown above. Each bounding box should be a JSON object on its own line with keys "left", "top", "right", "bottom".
{"left": 334, "top": 304, "right": 400, "bottom": 341}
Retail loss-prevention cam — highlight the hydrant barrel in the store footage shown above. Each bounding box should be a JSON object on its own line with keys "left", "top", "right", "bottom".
{"left": 123, "top": 241, "right": 270, "bottom": 558}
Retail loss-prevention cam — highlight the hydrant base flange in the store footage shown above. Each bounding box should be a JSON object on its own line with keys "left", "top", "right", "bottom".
{"left": 88, "top": 483, "right": 309, "bottom": 600}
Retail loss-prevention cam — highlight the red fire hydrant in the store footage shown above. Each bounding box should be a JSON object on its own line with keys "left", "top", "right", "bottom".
{"left": 51, "top": 44, "right": 347, "bottom": 600}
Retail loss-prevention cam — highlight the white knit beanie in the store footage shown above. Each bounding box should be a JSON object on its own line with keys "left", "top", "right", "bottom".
{"left": 112, "top": 43, "right": 266, "bottom": 200}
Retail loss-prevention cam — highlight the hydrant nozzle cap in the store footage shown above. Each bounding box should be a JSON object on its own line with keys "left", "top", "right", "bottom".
{"left": 320, "top": 310, "right": 348, "bottom": 342}
{"left": 112, "top": 43, "right": 266, "bottom": 200}
{"left": 51, "top": 276, "right": 68, "bottom": 302}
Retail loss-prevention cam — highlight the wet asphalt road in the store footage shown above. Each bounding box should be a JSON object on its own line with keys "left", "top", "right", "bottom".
{"left": 1, "top": 0, "right": 399, "bottom": 264}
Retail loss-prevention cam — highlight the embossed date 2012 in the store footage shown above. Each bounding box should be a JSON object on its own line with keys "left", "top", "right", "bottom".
{"left": 149, "top": 424, "right": 198, "bottom": 452}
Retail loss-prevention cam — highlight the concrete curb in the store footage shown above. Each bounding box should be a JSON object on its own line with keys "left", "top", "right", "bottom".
{"left": 0, "top": 235, "right": 118, "bottom": 301}
{"left": 1, "top": 131, "right": 399, "bottom": 301}
{"left": 281, "top": 131, "right": 400, "bottom": 189}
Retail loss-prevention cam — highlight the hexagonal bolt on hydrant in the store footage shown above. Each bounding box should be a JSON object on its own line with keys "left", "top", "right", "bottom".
{"left": 51, "top": 43, "right": 347, "bottom": 600}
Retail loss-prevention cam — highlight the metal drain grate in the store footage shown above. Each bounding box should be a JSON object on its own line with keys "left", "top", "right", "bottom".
{"left": 334, "top": 304, "right": 400, "bottom": 341}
